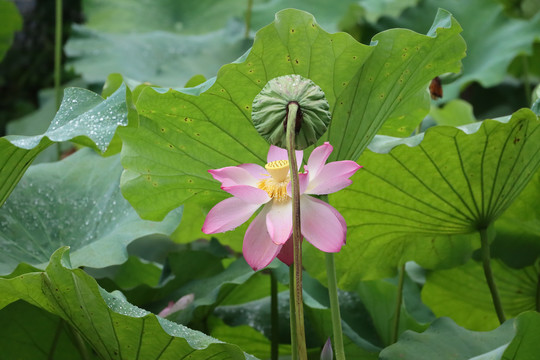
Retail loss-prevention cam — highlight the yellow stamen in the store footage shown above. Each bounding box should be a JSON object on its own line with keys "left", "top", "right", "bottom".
{"left": 258, "top": 160, "right": 291, "bottom": 203}
{"left": 265, "top": 160, "right": 289, "bottom": 182}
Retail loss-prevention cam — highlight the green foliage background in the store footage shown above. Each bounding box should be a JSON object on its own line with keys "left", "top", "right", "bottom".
{"left": 1, "top": 0, "right": 540, "bottom": 359}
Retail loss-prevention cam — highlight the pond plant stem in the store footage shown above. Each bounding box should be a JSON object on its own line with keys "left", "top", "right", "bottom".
{"left": 480, "top": 227, "right": 506, "bottom": 324}
{"left": 271, "top": 270, "right": 279, "bottom": 360}
{"left": 245, "top": 0, "right": 253, "bottom": 39}
{"left": 325, "top": 252, "right": 346, "bottom": 360}
{"left": 391, "top": 263, "right": 406, "bottom": 344}
{"left": 54, "top": 0, "right": 62, "bottom": 109}
{"left": 289, "top": 266, "right": 298, "bottom": 360}
{"left": 54, "top": 0, "right": 62, "bottom": 159}
{"left": 286, "top": 101, "right": 308, "bottom": 360}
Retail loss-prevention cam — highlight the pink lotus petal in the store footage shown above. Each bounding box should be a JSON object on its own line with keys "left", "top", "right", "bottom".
{"left": 300, "top": 195, "right": 345, "bottom": 252}
{"left": 209, "top": 166, "right": 259, "bottom": 187}
{"left": 287, "top": 171, "right": 309, "bottom": 197}
{"left": 238, "top": 163, "right": 268, "bottom": 180}
{"left": 202, "top": 197, "right": 260, "bottom": 234}
{"left": 221, "top": 185, "right": 270, "bottom": 204}
{"left": 277, "top": 237, "right": 295, "bottom": 266}
{"left": 306, "top": 161, "right": 361, "bottom": 195}
{"left": 243, "top": 206, "right": 282, "bottom": 271}
{"left": 266, "top": 201, "right": 293, "bottom": 245}
{"left": 326, "top": 198, "right": 347, "bottom": 244}
{"left": 306, "top": 142, "right": 333, "bottom": 180}
{"left": 267, "top": 145, "right": 303, "bottom": 170}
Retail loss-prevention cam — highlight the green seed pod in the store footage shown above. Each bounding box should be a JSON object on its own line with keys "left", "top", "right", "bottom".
{"left": 252, "top": 74, "right": 331, "bottom": 150}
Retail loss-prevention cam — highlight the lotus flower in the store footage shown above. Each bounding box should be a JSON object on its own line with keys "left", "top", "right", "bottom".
{"left": 202, "top": 142, "right": 361, "bottom": 270}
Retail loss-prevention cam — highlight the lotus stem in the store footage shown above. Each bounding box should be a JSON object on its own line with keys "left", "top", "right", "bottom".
{"left": 289, "top": 265, "right": 298, "bottom": 360}
{"left": 325, "top": 252, "right": 346, "bottom": 360}
{"left": 391, "top": 263, "right": 406, "bottom": 344}
{"left": 271, "top": 270, "right": 279, "bottom": 360}
{"left": 245, "top": 0, "right": 253, "bottom": 39}
{"left": 54, "top": 0, "right": 62, "bottom": 159}
{"left": 286, "top": 101, "right": 308, "bottom": 360}
{"left": 480, "top": 227, "right": 506, "bottom": 324}
{"left": 54, "top": 0, "right": 62, "bottom": 110}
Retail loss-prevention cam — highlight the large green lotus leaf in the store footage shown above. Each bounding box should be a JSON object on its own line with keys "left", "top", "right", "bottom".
{"left": 304, "top": 108, "right": 540, "bottom": 283}
{"left": 0, "top": 300, "right": 101, "bottom": 360}
{"left": 0, "top": 247, "right": 253, "bottom": 360}
{"left": 65, "top": 21, "right": 251, "bottom": 87}
{"left": 492, "top": 168, "right": 540, "bottom": 267}
{"left": 379, "top": 0, "right": 540, "bottom": 100}
{"left": 422, "top": 260, "right": 538, "bottom": 331}
{"left": 380, "top": 312, "right": 540, "bottom": 360}
{"left": 250, "top": 0, "right": 356, "bottom": 33}
{"left": 379, "top": 316, "right": 515, "bottom": 360}
{"left": 502, "top": 311, "right": 540, "bottom": 359}
{"left": 90, "top": 255, "right": 163, "bottom": 290}
{"left": 0, "top": 0, "right": 22, "bottom": 61}
{"left": 429, "top": 99, "right": 476, "bottom": 127}
{"left": 6, "top": 80, "right": 89, "bottom": 164}
{"left": 121, "top": 8, "right": 465, "bottom": 244}
{"left": 327, "top": 8, "right": 465, "bottom": 158}
{"left": 251, "top": 0, "right": 420, "bottom": 33}
{"left": 0, "top": 148, "right": 182, "bottom": 275}
{"left": 0, "top": 85, "right": 129, "bottom": 207}
{"left": 81, "top": 0, "right": 249, "bottom": 35}
{"left": 355, "top": 276, "right": 433, "bottom": 346}
{"left": 508, "top": 42, "right": 540, "bottom": 86}
{"left": 356, "top": 0, "right": 419, "bottom": 23}
{"left": 338, "top": 0, "right": 420, "bottom": 31}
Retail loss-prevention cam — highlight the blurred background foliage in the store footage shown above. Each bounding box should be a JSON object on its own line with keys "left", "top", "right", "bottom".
{"left": 1, "top": 1, "right": 540, "bottom": 358}
{"left": 1, "top": 0, "right": 539, "bottom": 138}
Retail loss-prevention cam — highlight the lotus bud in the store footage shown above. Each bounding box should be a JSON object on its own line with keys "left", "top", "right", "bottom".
{"left": 320, "top": 337, "right": 333, "bottom": 360}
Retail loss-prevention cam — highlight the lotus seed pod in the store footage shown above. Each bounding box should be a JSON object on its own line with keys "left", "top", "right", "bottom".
{"left": 252, "top": 74, "right": 331, "bottom": 150}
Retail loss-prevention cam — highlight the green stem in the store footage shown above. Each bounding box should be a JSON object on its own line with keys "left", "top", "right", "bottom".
{"left": 414, "top": 123, "right": 422, "bottom": 136}
{"left": 286, "top": 102, "right": 307, "bottom": 360}
{"left": 271, "top": 270, "right": 279, "bottom": 360}
{"left": 244, "top": 0, "right": 253, "bottom": 39}
{"left": 391, "top": 264, "right": 406, "bottom": 344}
{"left": 54, "top": 0, "right": 62, "bottom": 109}
{"left": 54, "top": 0, "right": 63, "bottom": 159}
{"left": 325, "top": 253, "right": 346, "bottom": 360}
{"left": 289, "top": 265, "right": 298, "bottom": 360}
{"left": 480, "top": 227, "right": 506, "bottom": 324}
